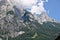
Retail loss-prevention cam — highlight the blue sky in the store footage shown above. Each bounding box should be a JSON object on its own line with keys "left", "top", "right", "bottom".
{"left": 44, "top": 0, "right": 60, "bottom": 22}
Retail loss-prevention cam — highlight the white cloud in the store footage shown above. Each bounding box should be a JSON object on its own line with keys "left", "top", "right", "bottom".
{"left": 31, "top": 5, "right": 41, "bottom": 14}
{"left": 20, "top": 0, "right": 37, "bottom": 6}
{"left": 46, "top": 0, "right": 48, "bottom": 2}
{"left": 31, "top": 0, "right": 48, "bottom": 14}
{"left": 0, "top": 0, "right": 1, "bottom": 1}
{"left": 9, "top": 0, "right": 48, "bottom": 14}
{"left": 10, "top": 0, "right": 37, "bottom": 8}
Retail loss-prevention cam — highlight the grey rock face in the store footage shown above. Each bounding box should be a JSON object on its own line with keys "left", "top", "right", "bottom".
{"left": 0, "top": 1, "right": 60, "bottom": 40}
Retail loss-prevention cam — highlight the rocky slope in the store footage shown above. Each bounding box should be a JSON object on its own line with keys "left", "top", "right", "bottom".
{"left": 0, "top": 0, "right": 60, "bottom": 40}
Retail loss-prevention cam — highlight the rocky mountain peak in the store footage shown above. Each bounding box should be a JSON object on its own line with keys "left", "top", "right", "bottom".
{"left": 32, "top": 12, "right": 56, "bottom": 24}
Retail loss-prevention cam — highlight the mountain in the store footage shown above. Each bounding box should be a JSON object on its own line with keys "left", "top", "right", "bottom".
{"left": 8, "top": 21, "right": 60, "bottom": 40}
{"left": 0, "top": 0, "right": 60, "bottom": 40}
{"left": 32, "top": 12, "right": 56, "bottom": 24}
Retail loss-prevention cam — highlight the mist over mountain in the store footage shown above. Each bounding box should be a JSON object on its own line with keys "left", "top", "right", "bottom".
{"left": 0, "top": 0, "right": 60, "bottom": 40}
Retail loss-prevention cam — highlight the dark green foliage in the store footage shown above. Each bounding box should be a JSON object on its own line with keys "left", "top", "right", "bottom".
{"left": 7, "top": 21, "right": 60, "bottom": 40}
